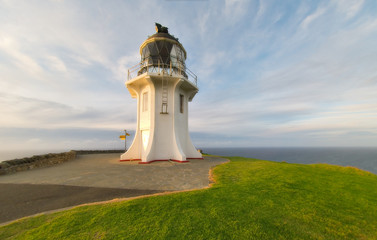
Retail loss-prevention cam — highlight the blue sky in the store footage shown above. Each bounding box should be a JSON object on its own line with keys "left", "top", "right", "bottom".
{"left": 1, "top": 0, "right": 377, "bottom": 151}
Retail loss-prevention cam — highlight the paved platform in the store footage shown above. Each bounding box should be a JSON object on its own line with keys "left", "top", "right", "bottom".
{"left": 0, "top": 154, "right": 228, "bottom": 224}
{"left": 0, "top": 154, "right": 228, "bottom": 190}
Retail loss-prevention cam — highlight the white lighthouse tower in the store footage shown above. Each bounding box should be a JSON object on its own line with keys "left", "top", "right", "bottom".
{"left": 121, "top": 23, "right": 202, "bottom": 164}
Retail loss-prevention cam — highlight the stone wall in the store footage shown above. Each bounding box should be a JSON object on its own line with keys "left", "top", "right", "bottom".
{"left": 0, "top": 150, "right": 125, "bottom": 175}
{"left": 74, "top": 150, "right": 124, "bottom": 155}
{"left": 0, "top": 151, "right": 76, "bottom": 175}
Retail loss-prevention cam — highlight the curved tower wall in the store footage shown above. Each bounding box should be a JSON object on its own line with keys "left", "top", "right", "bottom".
{"left": 120, "top": 24, "right": 202, "bottom": 163}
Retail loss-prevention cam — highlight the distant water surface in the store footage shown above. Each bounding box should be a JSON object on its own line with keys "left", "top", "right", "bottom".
{"left": 2, "top": 147, "right": 377, "bottom": 175}
{"left": 0, "top": 149, "right": 70, "bottom": 162}
{"left": 0, "top": 149, "right": 122, "bottom": 162}
{"left": 202, "top": 147, "right": 377, "bottom": 175}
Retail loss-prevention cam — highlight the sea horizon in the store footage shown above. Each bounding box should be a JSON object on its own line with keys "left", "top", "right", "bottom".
{"left": 0, "top": 148, "right": 124, "bottom": 162}
{"left": 202, "top": 146, "right": 377, "bottom": 175}
{"left": 1, "top": 146, "right": 377, "bottom": 175}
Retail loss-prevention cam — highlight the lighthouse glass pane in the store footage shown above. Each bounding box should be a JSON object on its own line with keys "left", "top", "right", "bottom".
{"left": 170, "top": 46, "right": 177, "bottom": 67}
{"left": 140, "top": 41, "right": 186, "bottom": 77}
{"left": 160, "top": 46, "right": 170, "bottom": 64}
{"left": 165, "top": 42, "right": 173, "bottom": 52}
{"left": 170, "top": 45, "right": 177, "bottom": 57}
{"left": 142, "top": 47, "right": 149, "bottom": 58}
{"left": 177, "top": 48, "right": 183, "bottom": 61}
{"left": 156, "top": 41, "right": 164, "bottom": 52}
{"left": 171, "top": 56, "right": 178, "bottom": 67}
{"left": 141, "top": 48, "right": 145, "bottom": 60}
{"left": 148, "top": 42, "right": 158, "bottom": 56}
{"left": 149, "top": 56, "right": 158, "bottom": 65}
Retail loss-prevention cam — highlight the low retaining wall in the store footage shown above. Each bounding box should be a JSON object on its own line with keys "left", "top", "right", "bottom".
{"left": 0, "top": 151, "right": 76, "bottom": 175}
{"left": 0, "top": 150, "right": 125, "bottom": 176}
{"left": 74, "top": 150, "right": 124, "bottom": 155}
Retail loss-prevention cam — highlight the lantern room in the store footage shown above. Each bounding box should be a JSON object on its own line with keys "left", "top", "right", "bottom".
{"left": 138, "top": 23, "right": 187, "bottom": 78}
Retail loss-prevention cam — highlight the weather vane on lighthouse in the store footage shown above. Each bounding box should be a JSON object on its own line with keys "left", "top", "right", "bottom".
{"left": 120, "top": 23, "right": 203, "bottom": 164}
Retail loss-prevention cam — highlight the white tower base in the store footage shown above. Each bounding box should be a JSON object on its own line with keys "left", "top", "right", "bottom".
{"left": 120, "top": 72, "right": 202, "bottom": 164}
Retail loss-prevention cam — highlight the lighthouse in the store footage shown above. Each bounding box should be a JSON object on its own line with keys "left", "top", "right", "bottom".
{"left": 121, "top": 23, "right": 202, "bottom": 163}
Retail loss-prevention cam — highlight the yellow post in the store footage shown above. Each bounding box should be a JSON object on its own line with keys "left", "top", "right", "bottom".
{"left": 124, "top": 130, "right": 127, "bottom": 151}
{"left": 120, "top": 130, "right": 130, "bottom": 151}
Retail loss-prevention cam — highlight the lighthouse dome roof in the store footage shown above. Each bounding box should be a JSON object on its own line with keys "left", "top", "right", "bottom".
{"left": 139, "top": 23, "right": 186, "bottom": 59}
{"left": 147, "top": 32, "right": 179, "bottom": 42}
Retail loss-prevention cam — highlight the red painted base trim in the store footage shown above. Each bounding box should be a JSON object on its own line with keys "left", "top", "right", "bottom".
{"left": 119, "top": 159, "right": 141, "bottom": 162}
{"left": 171, "top": 159, "right": 190, "bottom": 163}
{"left": 120, "top": 158, "right": 202, "bottom": 163}
{"left": 138, "top": 159, "right": 190, "bottom": 164}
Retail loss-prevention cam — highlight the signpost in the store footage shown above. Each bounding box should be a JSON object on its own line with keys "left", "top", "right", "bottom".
{"left": 119, "top": 130, "right": 130, "bottom": 151}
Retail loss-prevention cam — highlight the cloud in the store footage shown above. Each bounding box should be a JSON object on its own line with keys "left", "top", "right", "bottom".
{"left": 0, "top": 127, "right": 131, "bottom": 152}
{"left": 187, "top": 0, "right": 377, "bottom": 147}
{"left": 255, "top": 0, "right": 266, "bottom": 21}
{"left": 45, "top": 55, "right": 67, "bottom": 72}
{"left": 224, "top": 0, "right": 248, "bottom": 24}
{"left": 300, "top": 7, "right": 326, "bottom": 29}
{"left": 112, "top": 52, "right": 140, "bottom": 81}
{"left": 0, "top": 35, "right": 44, "bottom": 78}
{"left": 0, "top": 92, "right": 135, "bottom": 130}
{"left": 1, "top": 0, "right": 377, "bottom": 150}
{"left": 335, "top": 0, "right": 365, "bottom": 19}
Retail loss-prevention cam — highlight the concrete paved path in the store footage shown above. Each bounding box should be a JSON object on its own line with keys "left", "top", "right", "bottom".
{"left": 0, "top": 154, "right": 228, "bottom": 224}
{"left": 0, "top": 183, "right": 161, "bottom": 224}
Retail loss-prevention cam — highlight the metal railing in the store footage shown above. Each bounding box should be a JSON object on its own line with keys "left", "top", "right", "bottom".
{"left": 127, "top": 59, "right": 198, "bottom": 87}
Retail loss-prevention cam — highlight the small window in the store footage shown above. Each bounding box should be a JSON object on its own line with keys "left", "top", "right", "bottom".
{"left": 143, "top": 92, "right": 148, "bottom": 112}
{"left": 180, "top": 94, "right": 184, "bottom": 113}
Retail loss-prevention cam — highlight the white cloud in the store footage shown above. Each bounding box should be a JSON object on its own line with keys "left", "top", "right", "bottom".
{"left": 268, "top": 109, "right": 377, "bottom": 135}
{"left": 196, "top": 50, "right": 226, "bottom": 81}
{"left": 1, "top": 0, "right": 377, "bottom": 149}
{"left": 45, "top": 55, "right": 67, "bottom": 72}
{"left": 197, "top": 11, "right": 210, "bottom": 37}
{"left": 300, "top": 7, "right": 326, "bottom": 29}
{"left": 69, "top": 54, "right": 92, "bottom": 67}
{"left": 335, "top": 0, "right": 365, "bottom": 19}
{"left": 0, "top": 35, "right": 44, "bottom": 78}
{"left": 224, "top": 0, "right": 248, "bottom": 24}
{"left": 0, "top": 92, "right": 135, "bottom": 130}
{"left": 255, "top": 0, "right": 266, "bottom": 21}
{"left": 112, "top": 52, "right": 140, "bottom": 82}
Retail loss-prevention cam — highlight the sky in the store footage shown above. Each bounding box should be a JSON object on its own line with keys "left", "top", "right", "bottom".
{"left": 1, "top": 0, "right": 377, "bottom": 153}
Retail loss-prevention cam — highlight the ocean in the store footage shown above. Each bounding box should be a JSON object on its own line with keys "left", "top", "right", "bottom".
{"left": 0, "top": 149, "right": 71, "bottom": 163}
{"left": 202, "top": 147, "right": 377, "bottom": 175}
{"left": 2, "top": 147, "right": 377, "bottom": 175}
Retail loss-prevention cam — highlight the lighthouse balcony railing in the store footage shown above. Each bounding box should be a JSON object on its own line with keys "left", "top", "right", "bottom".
{"left": 127, "top": 60, "right": 198, "bottom": 87}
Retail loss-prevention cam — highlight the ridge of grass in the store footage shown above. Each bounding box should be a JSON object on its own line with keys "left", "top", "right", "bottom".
{"left": 1, "top": 157, "right": 377, "bottom": 239}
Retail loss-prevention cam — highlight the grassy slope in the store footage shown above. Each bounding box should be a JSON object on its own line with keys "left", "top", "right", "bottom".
{"left": 1, "top": 157, "right": 377, "bottom": 239}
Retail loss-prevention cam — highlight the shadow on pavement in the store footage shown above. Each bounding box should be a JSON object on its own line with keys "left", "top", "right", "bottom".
{"left": 0, "top": 183, "right": 163, "bottom": 224}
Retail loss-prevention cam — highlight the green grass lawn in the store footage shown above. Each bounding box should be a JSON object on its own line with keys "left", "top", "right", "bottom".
{"left": 1, "top": 157, "right": 377, "bottom": 239}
